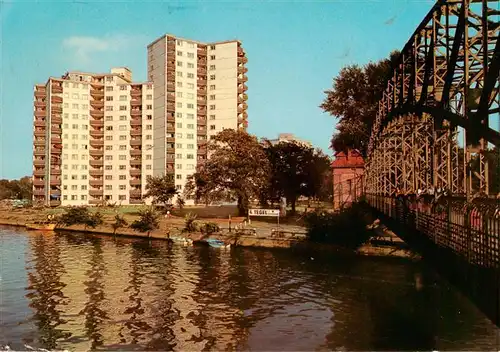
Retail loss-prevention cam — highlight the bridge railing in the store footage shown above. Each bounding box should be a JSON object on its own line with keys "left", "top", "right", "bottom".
{"left": 365, "top": 193, "right": 500, "bottom": 269}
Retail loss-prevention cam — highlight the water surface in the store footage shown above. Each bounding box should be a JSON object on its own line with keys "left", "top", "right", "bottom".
{"left": 0, "top": 226, "right": 499, "bottom": 351}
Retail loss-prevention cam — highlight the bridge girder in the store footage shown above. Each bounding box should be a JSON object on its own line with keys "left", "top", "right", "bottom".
{"left": 366, "top": 0, "right": 500, "bottom": 197}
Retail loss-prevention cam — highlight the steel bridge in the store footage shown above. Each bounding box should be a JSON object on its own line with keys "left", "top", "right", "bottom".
{"left": 363, "top": 0, "right": 500, "bottom": 323}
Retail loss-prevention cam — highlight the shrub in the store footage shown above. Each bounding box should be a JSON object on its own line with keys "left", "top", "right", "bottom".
{"left": 303, "top": 202, "right": 370, "bottom": 249}
{"left": 111, "top": 214, "right": 128, "bottom": 234}
{"left": 57, "top": 207, "right": 104, "bottom": 229}
{"left": 86, "top": 211, "right": 104, "bottom": 229}
{"left": 183, "top": 212, "right": 198, "bottom": 233}
{"left": 176, "top": 197, "right": 185, "bottom": 210}
{"left": 200, "top": 222, "right": 220, "bottom": 235}
{"left": 130, "top": 207, "right": 160, "bottom": 236}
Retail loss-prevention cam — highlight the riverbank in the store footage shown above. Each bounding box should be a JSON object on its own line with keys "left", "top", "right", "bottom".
{"left": 0, "top": 206, "right": 419, "bottom": 259}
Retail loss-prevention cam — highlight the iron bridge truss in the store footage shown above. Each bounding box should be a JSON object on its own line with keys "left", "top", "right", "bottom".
{"left": 365, "top": 0, "right": 500, "bottom": 198}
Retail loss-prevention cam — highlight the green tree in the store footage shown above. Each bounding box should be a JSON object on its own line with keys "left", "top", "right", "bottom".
{"left": 0, "top": 176, "right": 33, "bottom": 200}
{"left": 321, "top": 51, "right": 400, "bottom": 156}
{"left": 58, "top": 207, "right": 103, "bottom": 229}
{"left": 130, "top": 207, "right": 160, "bottom": 237}
{"left": 111, "top": 214, "right": 128, "bottom": 234}
{"left": 185, "top": 129, "right": 271, "bottom": 216}
{"left": 143, "top": 175, "right": 178, "bottom": 209}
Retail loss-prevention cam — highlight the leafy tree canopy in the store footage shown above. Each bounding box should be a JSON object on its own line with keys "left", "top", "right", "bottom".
{"left": 143, "top": 175, "right": 178, "bottom": 208}
{"left": 130, "top": 207, "right": 160, "bottom": 235}
{"left": 184, "top": 129, "right": 271, "bottom": 216}
{"left": 321, "top": 51, "right": 400, "bottom": 156}
{"left": 0, "top": 176, "right": 32, "bottom": 200}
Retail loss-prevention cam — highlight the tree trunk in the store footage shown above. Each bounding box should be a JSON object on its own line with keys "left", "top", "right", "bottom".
{"left": 237, "top": 194, "right": 249, "bottom": 217}
{"left": 290, "top": 197, "right": 297, "bottom": 214}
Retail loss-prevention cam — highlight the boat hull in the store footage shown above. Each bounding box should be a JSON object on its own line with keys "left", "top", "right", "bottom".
{"left": 25, "top": 223, "right": 56, "bottom": 231}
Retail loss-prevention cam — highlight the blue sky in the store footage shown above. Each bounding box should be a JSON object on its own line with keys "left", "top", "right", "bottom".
{"left": 0, "top": 0, "right": 434, "bottom": 179}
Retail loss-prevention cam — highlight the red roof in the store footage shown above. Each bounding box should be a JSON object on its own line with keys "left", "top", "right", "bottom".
{"left": 331, "top": 149, "right": 364, "bottom": 168}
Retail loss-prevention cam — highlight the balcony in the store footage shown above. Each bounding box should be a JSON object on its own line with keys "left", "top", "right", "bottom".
{"left": 89, "top": 169, "right": 104, "bottom": 177}
{"left": 197, "top": 46, "right": 207, "bottom": 55}
{"left": 131, "top": 109, "right": 142, "bottom": 117}
{"left": 33, "top": 189, "right": 45, "bottom": 196}
{"left": 34, "top": 88, "right": 46, "bottom": 98}
{"left": 51, "top": 136, "right": 62, "bottom": 144}
{"left": 197, "top": 78, "right": 207, "bottom": 86}
{"left": 90, "top": 119, "right": 104, "bottom": 128}
{"left": 131, "top": 128, "right": 142, "bottom": 136}
{"left": 89, "top": 189, "right": 103, "bottom": 196}
{"left": 166, "top": 103, "right": 175, "bottom": 112}
{"left": 35, "top": 110, "right": 46, "bottom": 117}
{"left": 51, "top": 105, "right": 62, "bottom": 114}
{"left": 33, "top": 179, "right": 45, "bottom": 186}
{"left": 90, "top": 179, "right": 104, "bottom": 186}
{"left": 50, "top": 148, "right": 62, "bottom": 155}
{"left": 89, "top": 139, "right": 104, "bottom": 148}
{"left": 239, "top": 93, "right": 248, "bottom": 101}
{"left": 130, "top": 159, "right": 142, "bottom": 167}
{"left": 34, "top": 149, "right": 45, "bottom": 156}
{"left": 130, "top": 149, "right": 142, "bottom": 157}
{"left": 238, "top": 75, "right": 248, "bottom": 83}
{"left": 33, "top": 139, "right": 45, "bottom": 147}
{"left": 33, "top": 159, "right": 45, "bottom": 166}
{"left": 89, "top": 159, "right": 104, "bottom": 167}
{"left": 34, "top": 101, "right": 46, "bottom": 108}
{"left": 197, "top": 127, "right": 207, "bottom": 134}
{"left": 130, "top": 169, "right": 141, "bottom": 177}
{"left": 130, "top": 179, "right": 141, "bottom": 186}
{"left": 197, "top": 118, "right": 207, "bottom": 126}
{"left": 90, "top": 149, "right": 103, "bottom": 156}
{"left": 166, "top": 125, "right": 175, "bottom": 133}
{"left": 50, "top": 178, "right": 61, "bottom": 186}
{"left": 51, "top": 115, "right": 62, "bottom": 124}
{"left": 49, "top": 200, "right": 61, "bottom": 207}
{"left": 130, "top": 189, "right": 142, "bottom": 197}
{"left": 51, "top": 85, "right": 63, "bottom": 94}
{"left": 90, "top": 89, "right": 104, "bottom": 97}
{"left": 90, "top": 100, "right": 104, "bottom": 108}
{"left": 33, "top": 169, "right": 45, "bottom": 177}
{"left": 197, "top": 108, "right": 207, "bottom": 115}
{"left": 166, "top": 167, "right": 174, "bottom": 174}
{"left": 238, "top": 56, "right": 248, "bottom": 64}
{"left": 238, "top": 66, "right": 248, "bottom": 74}
{"left": 166, "top": 114, "right": 175, "bottom": 123}
{"left": 130, "top": 118, "right": 142, "bottom": 127}
{"left": 34, "top": 130, "right": 45, "bottom": 137}
{"left": 90, "top": 109, "right": 104, "bottom": 118}
{"left": 51, "top": 126, "right": 62, "bottom": 134}
{"left": 130, "top": 139, "right": 142, "bottom": 146}
{"left": 129, "top": 198, "right": 143, "bottom": 204}
{"left": 238, "top": 85, "right": 248, "bottom": 94}
{"left": 197, "top": 67, "right": 207, "bottom": 75}
{"left": 51, "top": 96, "right": 63, "bottom": 104}
{"left": 129, "top": 89, "right": 142, "bottom": 98}
{"left": 34, "top": 120, "right": 46, "bottom": 128}
{"left": 166, "top": 137, "right": 175, "bottom": 143}
{"left": 197, "top": 97, "right": 206, "bottom": 105}
{"left": 131, "top": 98, "right": 142, "bottom": 106}
{"left": 167, "top": 82, "right": 175, "bottom": 92}
{"left": 50, "top": 168, "right": 61, "bottom": 176}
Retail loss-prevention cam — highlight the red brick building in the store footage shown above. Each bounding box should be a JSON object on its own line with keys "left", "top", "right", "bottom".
{"left": 332, "top": 149, "right": 364, "bottom": 210}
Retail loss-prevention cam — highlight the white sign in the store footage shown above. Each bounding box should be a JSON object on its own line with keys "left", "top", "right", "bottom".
{"left": 248, "top": 209, "right": 280, "bottom": 217}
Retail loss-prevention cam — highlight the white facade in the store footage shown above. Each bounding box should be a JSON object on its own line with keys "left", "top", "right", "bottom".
{"left": 147, "top": 34, "right": 248, "bottom": 202}
{"left": 32, "top": 68, "right": 154, "bottom": 206}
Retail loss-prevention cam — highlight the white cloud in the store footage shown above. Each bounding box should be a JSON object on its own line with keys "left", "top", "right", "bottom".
{"left": 62, "top": 34, "right": 146, "bottom": 65}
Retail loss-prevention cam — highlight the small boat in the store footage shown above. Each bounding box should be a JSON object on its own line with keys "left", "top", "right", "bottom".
{"left": 205, "top": 238, "right": 230, "bottom": 249}
{"left": 25, "top": 222, "right": 56, "bottom": 231}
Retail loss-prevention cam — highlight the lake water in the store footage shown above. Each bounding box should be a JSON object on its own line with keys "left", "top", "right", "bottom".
{"left": 0, "top": 226, "right": 499, "bottom": 351}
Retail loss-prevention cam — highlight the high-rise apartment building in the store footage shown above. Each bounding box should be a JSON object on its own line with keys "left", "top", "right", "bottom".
{"left": 147, "top": 34, "right": 248, "bottom": 197}
{"left": 32, "top": 67, "right": 154, "bottom": 206}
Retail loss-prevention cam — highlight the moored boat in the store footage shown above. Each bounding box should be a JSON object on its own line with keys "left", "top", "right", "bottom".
{"left": 205, "top": 238, "right": 230, "bottom": 249}
{"left": 25, "top": 222, "right": 56, "bottom": 231}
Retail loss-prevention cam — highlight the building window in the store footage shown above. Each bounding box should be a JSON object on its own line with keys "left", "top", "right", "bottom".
{"left": 176, "top": 174, "right": 182, "bottom": 180}
{"left": 187, "top": 124, "right": 194, "bottom": 129}
{"left": 210, "top": 65, "right": 215, "bottom": 70}
{"left": 210, "top": 125, "right": 216, "bottom": 130}
{"left": 72, "top": 103, "right": 79, "bottom": 109}
{"left": 106, "top": 126, "right": 113, "bottom": 131}
{"left": 105, "top": 155, "right": 113, "bottom": 160}
{"left": 177, "top": 92, "right": 183, "bottom": 98}
{"left": 176, "top": 143, "right": 182, "bottom": 149}
{"left": 106, "top": 145, "right": 113, "bottom": 150}
{"left": 187, "top": 133, "right": 194, "bottom": 139}
{"left": 119, "top": 105, "right": 127, "bottom": 111}
{"left": 146, "top": 135, "right": 152, "bottom": 140}
{"left": 106, "top": 86, "right": 113, "bottom": 91}
{"left": 187, "top": 144, "right": 194, "bottom": 149}
{"left": 147, "top": 115, "right": 152, "bottom": 120}
{"left": 146, "top": 104, "right": 152, "bottom": 109}
{"left": 120, "top": 85, "right": 127, "bottom": 90}
{"left": 119, "top": 125, "right": 126, "bottom": 131}
{"left": 187, "top": 73, "right": 194, "bottom": 79}
{"left": 106, "top": 106, "right": 113, "bottom": 111}
{"left": 210, "top": 55, "right": 216, "bottom": 60}
{"left": 187, "top": 52, "right": 194, "bottom": 58}
{"left": 187, "top": 103, "right": 194, "bottom": 109}
{"left": 119, "top": 185, "right": 126, "bottom": 190}
{"left": 177, "top": 72, "right": 183, "bottom": 77}
{"left": 176, "top": 123, "right": 182, "bottom": 128}
{"left": 187, "top": 154, "right": 194, "bottom": 159}
{"left": 176, "top": 112, "right": 182, "bottom": 118}
{"left": 119, "top": 175, "right": 126, "bottom": 180}
{"left": 106, "top": 96, "right": 113, "bottom": 101}
{"left": 210, "top": 75, "right": 215, "bottom": 80}
{"left": 187, "top": 113, "right": 194, "bottom": 119}
{"left": 210, "top": 105, "right": 215, "bottom": 110}
{"left": 105, "top": 175, "right": 113, "bottom": 180}
{"left": 146, "top": 165, "right": 152, "bottom": 170}
{"left": 105, "top": 135, "right": 113, "bottom": 140}
{"left": 176, "top": 164, "right": 182, "bottom": 169}
{"left": 146, "top": 94, "right": 152, "bottom": 99}
{"left": 177, "top": 50, "right": 183, "bottom": 56}
{"left": 119, "top": 135, "right": 127, "bottom": 140}
{"left": 177, "top": 61, "right": 183, "bottom": 67}
{"left": 210, "top": 85, "right": 216, "bottom": 90}
{"left": 119, "top": 195, "right": 126, "bottom": 200}
{"left": 187, "top": 93, "right": 194, "bottom": 99}
{"left": 119, "top": 95, "right": 127, "bottom": 101}
{"left": 210, "top": 95, "right": 215, "bottom": 100}
{"left": 105, "top": 185, "right": 112, "bottom": 190}
{"left": 177, "top": 82, "right": 183, "bottom": 87}
{"left": 106, "top": 116, "right": 113, "bottom": 121}
{"left": 187, "top": 63, "right": 194, "bottom": 69}
{"left": 210, "top": 45, "right": 215, "bottom": 50}
{"left": 146, "top": 124, "right": 152, "bottom": 130}
{"left": 119, "top": 165, "right": 126, "bottom": 170}
{"left": 210, "top": 115, "right": 215, "bottom": 120}
{"left": 187, "top": 83, "right": 194, "bottom": 89}
{"left": 176, "top": 153, "right": 182, "bottom": 159}
{"left": 120, "top": 115, "right": 127, "bottom": 121}
{"left": 175, "top": 185, "right": 182, "bottom": 190}
{"left": 119, "top": 145, "right": 127, "bottom": 150}
{"left": 177, "top": 102, "right": 182, "bottom": 108}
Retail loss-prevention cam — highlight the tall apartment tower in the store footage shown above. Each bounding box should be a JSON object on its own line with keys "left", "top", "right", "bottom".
{"left": 147, "top": 34, "right": 248, "bottom": 196}
{"left": 32, "top": 68, "right": 155, "bottom": 206}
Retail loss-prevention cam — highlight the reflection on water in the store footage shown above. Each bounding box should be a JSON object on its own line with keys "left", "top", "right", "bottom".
{"left": 0, "top": 227, "right": 499, "bottom": 351}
